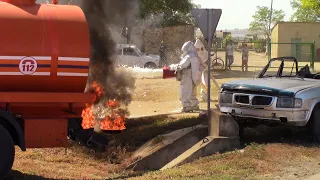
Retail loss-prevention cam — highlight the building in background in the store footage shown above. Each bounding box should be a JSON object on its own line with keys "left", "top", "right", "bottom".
{"left": 195, "top": 28, "right": 231, "bottom": 49}
{"left": 271, "top": 22, "right": 320, "bottom": 63}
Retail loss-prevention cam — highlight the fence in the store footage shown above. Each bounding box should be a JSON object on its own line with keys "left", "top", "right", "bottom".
{"left": 267, "top": 41, "right": 315, "bottom": 70}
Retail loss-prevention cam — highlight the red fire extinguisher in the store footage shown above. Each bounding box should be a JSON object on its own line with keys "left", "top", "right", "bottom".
{"left": 162, "top": 66, "right": 176, "bottom": 79}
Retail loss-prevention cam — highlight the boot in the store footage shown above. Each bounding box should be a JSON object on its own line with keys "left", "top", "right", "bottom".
{"left": 192, "top": 105, "right": 200, "bottom": 112}
{"left": 181, "top": 106, "right": 193, "bottom": 113}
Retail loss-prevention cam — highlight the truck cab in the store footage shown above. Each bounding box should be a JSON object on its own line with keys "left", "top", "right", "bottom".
{"left": 116, "top": 44, "right": 160, "bottom": 69}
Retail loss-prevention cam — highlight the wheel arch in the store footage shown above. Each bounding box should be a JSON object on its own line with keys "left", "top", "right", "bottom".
{"left": 306, "top": 100, "right": 320, "bottom": 123}
{"left": 0, "top": 110, "right": 26, "bottom": 151}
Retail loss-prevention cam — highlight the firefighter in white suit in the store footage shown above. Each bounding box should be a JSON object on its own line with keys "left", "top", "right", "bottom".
{"left": 177, "top": 41, "right": 202, "bottom": 112}
{"left": 195, "top": 39, "right": 211, "bottom": 102}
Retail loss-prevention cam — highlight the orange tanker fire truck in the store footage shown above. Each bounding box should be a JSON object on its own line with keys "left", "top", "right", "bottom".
{"left": 0, "top": 0, "right": 112, "bottom": 177}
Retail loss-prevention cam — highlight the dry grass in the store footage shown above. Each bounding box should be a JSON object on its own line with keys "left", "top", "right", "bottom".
{"left": 124, "top": 143, "right": 320, "bottom": 180}
{"left": 10, "top": 119, "right": 320, "bottom": 179}
{"left": 9, "top": 115, "right": 203, "bottom": 179}
{"left": 10, "top": 144, "right": 121, "bottom": 179}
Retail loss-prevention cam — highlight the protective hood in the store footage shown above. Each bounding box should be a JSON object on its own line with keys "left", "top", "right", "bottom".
{"left": 181, "top": 41, "right": 196, "bottom": 54}
{"left": 180, "top": 41, "right": 202, "bottom": 85}
{"left": 195, "top": 39, "right": 208, "bottom": 65}
{"left": 195, "top": 39, "right": 205, "bottom": 49}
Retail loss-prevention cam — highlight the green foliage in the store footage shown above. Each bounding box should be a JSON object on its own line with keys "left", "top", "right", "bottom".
{"left": 222, "top": 34, "right": 232, "bottom": 48}
{"left": 138, "top": 0, "right": 198, "bottom": 27}
{"left": 301, "top": 0, "right": 320, "bottom": 17}
{"left": 253, "top": 39, "right": 265, "bottom": 50}
{"left": 249, "top": 6, "right": 285, "bottom": 38}
{"left": 290, "top": 0, "right": 318, "bottom": 22}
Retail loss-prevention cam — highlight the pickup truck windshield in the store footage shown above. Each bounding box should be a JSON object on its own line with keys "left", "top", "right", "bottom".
{"left": 135, "top": 47, "right": 143, "bottom": 56}
{"left": 262, "top": 59, "right": 297, "bottom": 78}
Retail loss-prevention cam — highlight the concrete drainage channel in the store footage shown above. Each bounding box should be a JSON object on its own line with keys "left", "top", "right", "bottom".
{"left": 127, "top": 110, "right": 240, "bottom": 171}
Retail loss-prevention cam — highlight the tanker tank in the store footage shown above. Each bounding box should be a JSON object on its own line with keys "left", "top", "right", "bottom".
{"left": 0, "top": 0, "right": 90, "bottom": 93}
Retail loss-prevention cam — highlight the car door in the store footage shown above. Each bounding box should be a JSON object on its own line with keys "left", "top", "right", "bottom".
{"left": 123, "top": 47, "right": 141, "bottom": 67}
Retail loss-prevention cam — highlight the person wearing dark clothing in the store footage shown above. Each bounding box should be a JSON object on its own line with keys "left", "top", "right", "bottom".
{"left": 159, "top": 41, "right": 168, "bottom": 67}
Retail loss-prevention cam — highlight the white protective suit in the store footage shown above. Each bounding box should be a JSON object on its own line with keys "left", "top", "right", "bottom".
{"left": 194, "top": 39, "right": 209, "bottom": 102}
{"left": 178, "top": 41, "right": 202, "bottom": 112}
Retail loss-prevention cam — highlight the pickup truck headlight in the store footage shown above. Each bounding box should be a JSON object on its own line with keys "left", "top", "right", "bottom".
{"left": 277, "top": 97, "right": 302, "bottom": 108}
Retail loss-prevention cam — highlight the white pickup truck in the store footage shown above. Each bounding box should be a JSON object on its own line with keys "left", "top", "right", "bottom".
{"left": 116, "top": 44, "right": 160, "bottom": 69}
{"left": 218, "top": 57, "right": 320, "bottom": 141}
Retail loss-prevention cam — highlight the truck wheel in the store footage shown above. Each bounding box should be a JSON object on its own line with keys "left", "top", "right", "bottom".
{"left": 144, "top": 62, "right": 157, "bottom": 69}
{"left": 309, "top": 105, "right": 320, "bottom": 143}
{"left": 0, "top": 125, "right": 15, "bottom": 179}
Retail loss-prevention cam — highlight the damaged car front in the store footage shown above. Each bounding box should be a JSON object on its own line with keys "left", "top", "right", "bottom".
{"left": 218, "top": 57, "right": 320, "bottom": 127}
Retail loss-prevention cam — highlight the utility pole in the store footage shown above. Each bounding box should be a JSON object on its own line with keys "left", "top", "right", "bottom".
{"left": 268, "top": 0, "right": 274, "bottom": 41}
{"left": 267, "top": 0, "right": 274, "bottom": 59}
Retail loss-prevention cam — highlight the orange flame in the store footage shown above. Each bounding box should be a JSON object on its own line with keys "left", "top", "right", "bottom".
{"left": 81, "top": 104, "right": 95, "bottom": 129}
{"left": 81, "top": 82, "right": 126, "bottom": 131}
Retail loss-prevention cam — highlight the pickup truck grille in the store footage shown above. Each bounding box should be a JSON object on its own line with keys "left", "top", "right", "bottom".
{"left": 252, "top": 96, "right": 273, "bottom": 106}
{"left": 220, "top": 93, "right": 274, "bottom": 107}
{"left": 235, "top": 94, "right": 249, "bottom": 104}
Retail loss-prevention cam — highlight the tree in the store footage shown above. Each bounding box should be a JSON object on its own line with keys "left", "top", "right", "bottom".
{"left": 57, "top": 0, "right": 197, "bottom": 42}
{"left": 290, "top": 0, "right": 318, "bottom": 22}
{"left": 301, "top": 0, "right": 320, "bottom": 17}
{"left": 138, "top": 0, "right": 198, "bottom": 27}
{"left": 222, "top": 34, "right": 232, "bottom": 48}
{"left": 249, "top": 6, "right": 285, "bottom": 39}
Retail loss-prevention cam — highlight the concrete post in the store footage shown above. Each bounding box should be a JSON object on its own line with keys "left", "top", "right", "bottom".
{"left": 209, "top": 109, "right": 239, "bottom": 137}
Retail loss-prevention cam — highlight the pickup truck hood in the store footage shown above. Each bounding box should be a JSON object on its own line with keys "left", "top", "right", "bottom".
{"left": 222, "top": 77, "right": 320, "bottom": 97}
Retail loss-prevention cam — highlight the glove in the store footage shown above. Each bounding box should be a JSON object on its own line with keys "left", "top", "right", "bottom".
{"left": 169, "top": 64, "right": 178, "bottom": 71}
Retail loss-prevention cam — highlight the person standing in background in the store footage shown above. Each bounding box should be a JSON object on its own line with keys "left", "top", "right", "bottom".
{"left": 226, "top": 41, "right": 235, "bottom": 70}
{"left": 241, "top": 44, "right": 249, "bottom": 72}
{"left": 159, "top": 41, "right": 168, "bottom": 67}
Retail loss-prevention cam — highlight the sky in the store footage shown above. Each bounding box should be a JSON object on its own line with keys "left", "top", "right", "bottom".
{"left": 192, "top": 0, "right": 295, "bottom": 30}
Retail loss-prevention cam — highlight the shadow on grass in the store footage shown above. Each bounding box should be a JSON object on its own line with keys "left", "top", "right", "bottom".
{"left": 242, "top": 123, "right": 315, "bottom": 147}
{"left": 105, "top": 172, "right": 146, "bottom": 180}
{"left": 106, "top": 113, "right": 206, "bottom": 147}
{"left": 6, "top": 170, "right": 53, "bottom": 180}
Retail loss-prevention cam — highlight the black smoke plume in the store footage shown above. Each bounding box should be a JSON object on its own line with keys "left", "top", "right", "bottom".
{"left": 79, "top": 0, "right": 136, "bottom": 125}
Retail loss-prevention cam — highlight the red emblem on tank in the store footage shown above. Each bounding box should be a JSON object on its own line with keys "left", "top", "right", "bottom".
{"left": 19, "top": 57, "right": 38, "bottom": 75}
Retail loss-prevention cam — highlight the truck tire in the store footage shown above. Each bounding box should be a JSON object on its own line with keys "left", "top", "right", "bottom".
{"left": 309, "top": 105, "right": 320, "bottom": 143}
{"left": 0, "top": 124, "right": 15, "bottom": 179}
{"left": 144, "top": 62, "right": 157, "bottom": 69}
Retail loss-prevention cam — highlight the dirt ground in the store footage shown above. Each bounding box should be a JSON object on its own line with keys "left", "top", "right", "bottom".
{"left": 129, "top": 51, "right": 265, "bottom": 117}
{"left": 7, "top": 52, "right": 320, "bottom": 179}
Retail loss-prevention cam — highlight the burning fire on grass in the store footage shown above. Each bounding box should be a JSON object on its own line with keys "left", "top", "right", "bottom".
{"left": 81, "top": 81, "right": 127, "bottom": 131}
